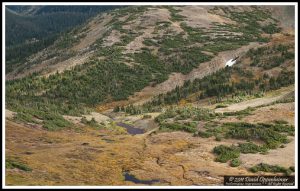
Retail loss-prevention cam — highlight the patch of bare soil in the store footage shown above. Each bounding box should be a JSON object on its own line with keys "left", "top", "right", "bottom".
{"left": 127, "top": 7, "right": 171, "bottom": 29}
{"left": 63, "top": 116, "right": 83, "bottom": 125}
{"left": 5, "top": 109, "right": 16, "bottom": 119}
{"left": 44, "top": 51, "right": 93, "bottom": 77}
{"left": 178, "top": 6, "right": 236, "bottom": 28}
{"left": 242, "top": 102, "right": 294, "bottom": 125}
{"left": 83, "top": 112, "right": 112, "bottom": 124}
{"left": 72, "top": 13, "right": 113, "bottom": 51}
{"left": 103, "top": 29, "right": 122, "bottom": 47}
{"left": 239, "top": 137, "right": 295, "bottom": 169}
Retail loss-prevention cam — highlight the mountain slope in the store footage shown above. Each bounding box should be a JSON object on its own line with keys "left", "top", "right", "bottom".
{"left": 6, "top": 5, "right": 294, "bottom": 130}
{"left": 5, "top": 6, "right": 118, "bottom": 73}
{"left": 145, "top": 36, "right": 294, "bottom": 108}
{"left": 7, "top": 5, "right": 119, "bottom": 16}
{"left": 5, "top": 5, "right": 296, "bottom": 186}
{"left": 6, "top": 5, "right": 119, "bottom": 46}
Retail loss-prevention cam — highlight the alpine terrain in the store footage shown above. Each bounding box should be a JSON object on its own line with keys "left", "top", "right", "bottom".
{"left": 5, "top": 5, "right": 296, "bottom": 186}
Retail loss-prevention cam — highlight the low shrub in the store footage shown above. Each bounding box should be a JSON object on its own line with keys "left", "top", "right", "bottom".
{"left": 160, "top": 122, "right": 197, "bottom": 133}
{"left": 194, "top": 130, "right": 214, "bottom": 138}
{"left": 215, "top": 104, "right": 228, "bottom": 109}
{"left": 213, "top": 145, "right": 240, "bottom": 163}
{"left": 215, "top": 135, "right": 222, "bottom": 141}
{"left": 249, "top": 163, "right": 293, "bottom": 175}
{"left": 230, "top": 158, "right": 241, "bottom": 167}
{"left": 142, "top": 114, "right": 152, "bottom": 119}
{"left": 6, "top": 159, "right": 32, "bottom": 172}
{"left": 238, "top": 142, "right": 264, "bottom": 154}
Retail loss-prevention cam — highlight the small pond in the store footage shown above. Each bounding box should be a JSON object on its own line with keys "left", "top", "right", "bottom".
{"left": 123, "top": 171, "right": 160, "bottom": 185}
{"left": 117, "top": 122, "right": 144, "bottom": 135}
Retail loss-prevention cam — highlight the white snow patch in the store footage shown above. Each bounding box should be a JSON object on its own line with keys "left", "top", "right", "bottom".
{"left": 225, "top": 59, "right": 236, "bottom": 67}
